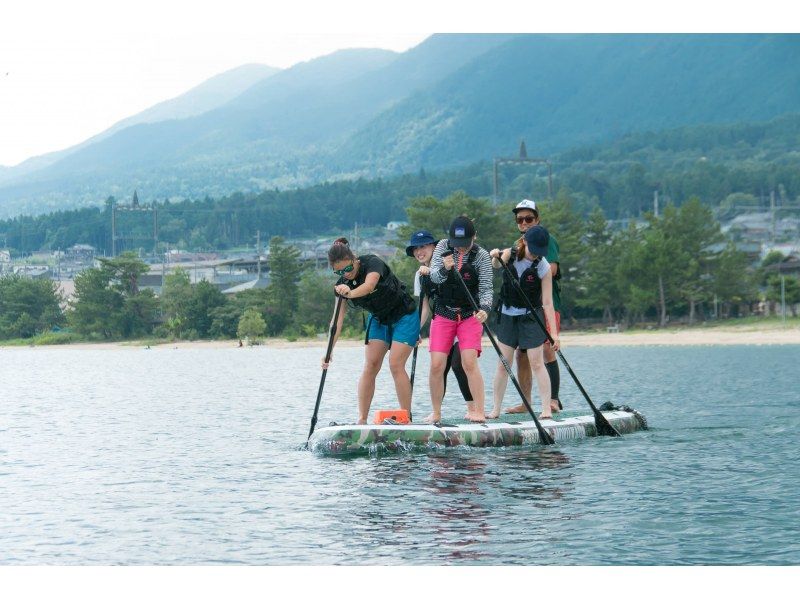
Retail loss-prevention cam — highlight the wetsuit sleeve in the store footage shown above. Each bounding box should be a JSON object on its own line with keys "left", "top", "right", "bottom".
{"left": 475, "top": 248, "right": 494, "bottom": 313}
{"left": 429, "top": 240, "right": 450, "bottom": 285}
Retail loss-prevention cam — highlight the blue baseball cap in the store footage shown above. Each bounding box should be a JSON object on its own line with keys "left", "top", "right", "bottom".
{"left": 405, "top": 230, "right": 439, "bottom": 256}
{"left": 524, "top": 225, "right": 550, "bottom": 257}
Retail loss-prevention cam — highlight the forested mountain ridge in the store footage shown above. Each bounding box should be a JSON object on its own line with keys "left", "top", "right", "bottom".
{"left": 1, "top": 33, "right": 798, "bottom": 219}
{"left": 2, "top": 112, "right": 798, "bottom": 255}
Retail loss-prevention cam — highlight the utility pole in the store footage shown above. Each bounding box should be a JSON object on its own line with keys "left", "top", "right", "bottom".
{"left": 781, "top": 274, "right": 786, "bottom": 326}
{"left": 770, "top": 190, "right": 776, "bottom": 244}
{"left": 654, "top": 190, "right": 660, "bottom": 217}
{"left": 256, "top": 230, "right": 261, "bottom": 280}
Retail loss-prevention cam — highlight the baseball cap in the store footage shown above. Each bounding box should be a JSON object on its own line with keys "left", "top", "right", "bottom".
{"left": 405, "top": 230, "right": 438, "bottom": 256}
{"left": 512, "top": 199, "right": 538, "bottom": 214}
{"left": 448, "top": 216, "right": 476, "bottom": 248}
{"left": 524, "top": 225, "right": 550, "bottom": 257}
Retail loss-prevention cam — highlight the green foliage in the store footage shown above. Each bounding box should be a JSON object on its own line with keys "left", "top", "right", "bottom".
{"left": 237, "top": 307, "right": 267, "bottom": 343}
{"left": 161, "top": 269, "right": 226, "bottom": 338}
{"left": 0, "top": 274, "right": 65, "bottom": 339}
{"left": 67, "top": 252, "right": 158, "bottom": 339}
{"left": 296, "top": 269, "right": 338, "bottom": 333}
{"left": 766, "top": 275, "right": 800, "bottom": 316}
{"left": 264, "top": 236, "right": 308, "bottom": 335}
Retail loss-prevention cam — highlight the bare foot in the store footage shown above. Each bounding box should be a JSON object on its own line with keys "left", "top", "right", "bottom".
{"left": 357, "top": 418, "right": 367, "bottom": 425}
{"left": 504, "top": 404, "right": 528, "bottom": 414}
{"left": 423, "top": 412, "right": 441, "bottom": 424}
{"left": 466, "top": 413, "right": 486, "bottom": 423}
{"left": 551, "top": 399, "right": 562, "bottom": 413}
{"left": 487, "top": 410, "right": 501, "bottom": 419}
{"left": 539, "top": 412, "right": 552, "bottom": 420}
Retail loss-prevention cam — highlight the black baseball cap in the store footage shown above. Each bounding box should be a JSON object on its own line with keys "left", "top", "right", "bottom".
{"left": 448, "top": 216, "right": 476, "bottom": 248}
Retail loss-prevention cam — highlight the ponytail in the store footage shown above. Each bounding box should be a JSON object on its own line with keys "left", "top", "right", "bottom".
{"left": 328, "top": 237, "right": 354, "bottom": 264}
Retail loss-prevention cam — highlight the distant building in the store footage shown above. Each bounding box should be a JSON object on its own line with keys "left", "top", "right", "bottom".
{"left": 386, "top": 221, "right": 407, "bottom": 231}
{"left": 67, "top": 244, "right": 97, "bottom": 262}
{"left": 0, "top": 250, "right": 10, "bottom": 263}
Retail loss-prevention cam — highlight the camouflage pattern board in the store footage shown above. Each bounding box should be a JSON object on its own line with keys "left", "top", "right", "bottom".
{"left": 308, "top": 409, "right": 647, "bottom": 456}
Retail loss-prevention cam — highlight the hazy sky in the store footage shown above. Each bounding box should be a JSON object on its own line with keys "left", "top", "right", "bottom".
{"left": 0, "top": 0, "right": 780, "bottom": 167}
{"left": 0, "top": 1, "right": 430, "bottom": 167}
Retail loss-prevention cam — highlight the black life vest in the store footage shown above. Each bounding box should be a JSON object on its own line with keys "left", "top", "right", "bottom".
{"left": 419, "top": 272, "right": 437, "bottom": 310}
{"left": 499, "top": 247, "right": 543, "bottom": 310}
{"left": 437, "top": 245, "right": 481, "bottom": 310}
{"left": 346, "top": 255, "right": 416, "bottom": 325}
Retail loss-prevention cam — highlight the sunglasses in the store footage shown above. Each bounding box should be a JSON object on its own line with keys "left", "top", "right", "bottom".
{"left": 516, "top": 215, "right": 536, "bottom": 224}
{"left": 332, "top": 262, "right": 355, "bottom": 276}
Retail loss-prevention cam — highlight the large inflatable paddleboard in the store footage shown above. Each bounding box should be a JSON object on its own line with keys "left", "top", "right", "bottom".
{"left": 308, "top": 407, "right": 647, "bottom": 455}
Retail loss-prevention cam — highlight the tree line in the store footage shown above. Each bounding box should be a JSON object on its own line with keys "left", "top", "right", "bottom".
{"left": 2, "top": 192, "right": 797, "bottom": 344}
{"left": 2, "top": 115, "right": 799, "bottom": 255}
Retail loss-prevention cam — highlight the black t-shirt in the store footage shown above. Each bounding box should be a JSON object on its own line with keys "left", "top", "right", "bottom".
{"left": 336, "top": 254, "right": 388, "bottom": 292}
{"left": 336, "top": 254, "right": 414, "bottom": 324}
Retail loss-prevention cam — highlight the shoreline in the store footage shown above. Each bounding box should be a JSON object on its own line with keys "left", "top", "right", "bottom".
{"left": 4, "top": 322, "right": 799, "bottom": 350}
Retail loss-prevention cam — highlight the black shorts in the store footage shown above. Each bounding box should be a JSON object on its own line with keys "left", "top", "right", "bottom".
{"left": 495, "top": 311, "right": 546, "bottom": 350}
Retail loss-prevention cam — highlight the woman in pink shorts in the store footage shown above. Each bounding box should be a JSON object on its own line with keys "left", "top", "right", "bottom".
{"left": 425, "top": 216, "right": 494, "bottom": 423}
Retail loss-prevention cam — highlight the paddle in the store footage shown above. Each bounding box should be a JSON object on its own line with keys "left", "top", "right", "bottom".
{"left": 446, "top": 250, "right": 554, "bottom": 446}
{"left": 409, "top": 290, "right": 425, "bottom": 392}
{"left": 307, "top": 295, "right": 345, "bottom": 441}
{"left": 496, "top": 254, "right": 621, "bottom": 437}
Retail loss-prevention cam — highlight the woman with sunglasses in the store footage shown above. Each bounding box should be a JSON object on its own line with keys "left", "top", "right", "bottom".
{"left": 488, "top": 223, "right": 560, "bottom": 420}
{"left": 405, "top": 230, "right": 474, "bottom": 411}
{"left": 503, "top": 199, "right": 563, "bottom": 416}
{"left": 323, "top": 238, "right": 420, "bottom": 425}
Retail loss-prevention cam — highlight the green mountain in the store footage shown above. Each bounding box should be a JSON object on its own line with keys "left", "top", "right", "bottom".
{"left": 3, "top": 113, "right": 799, "bottom": 255}
{"left": 340, "top": 34, "right": 800, "bottom": 174}
{"left": 1, "top": 33, "right": 798, "bottom": 219}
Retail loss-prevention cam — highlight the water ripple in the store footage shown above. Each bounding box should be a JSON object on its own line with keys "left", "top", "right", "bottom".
{"left": 0, "top": 344, "right": 798, "bottom": 564}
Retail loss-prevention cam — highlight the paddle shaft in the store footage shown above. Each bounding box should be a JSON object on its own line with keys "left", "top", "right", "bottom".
{"left": 308, "top": 295, "right": 345, "bottom": 440}
{"left": 446, "top": 254, "right": 554, "bottom": 445}
{"left": 409, "top": 290, "right": 424, "bottom": 391}
{"left": 496, "top": 255, "right": 620, "bottom": 437}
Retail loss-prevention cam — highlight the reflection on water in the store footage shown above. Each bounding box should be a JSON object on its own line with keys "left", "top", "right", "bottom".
{"left": 1, "top": 344, "right": 799, "bottom": 564}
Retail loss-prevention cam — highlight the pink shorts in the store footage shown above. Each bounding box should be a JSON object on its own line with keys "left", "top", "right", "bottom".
{"left": 429, "top": 314, "right": 483, "bottom": 356}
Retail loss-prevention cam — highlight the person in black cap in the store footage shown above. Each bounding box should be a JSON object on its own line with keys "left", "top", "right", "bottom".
{"left": 488, "top": 224, "right": 560, "bottom": 419}
{"left": 504, "top": 199, "right": 563, "bottom": 415}
{"left": 425, "top": 216, "right": 493, "bottom": 423}
{"left": 406, "top": 230, "right": 474, "bottom": 407}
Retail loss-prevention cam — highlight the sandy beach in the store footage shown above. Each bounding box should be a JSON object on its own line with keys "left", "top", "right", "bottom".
{"left": 6, "top": 321, "right": 799, "bottom": 350}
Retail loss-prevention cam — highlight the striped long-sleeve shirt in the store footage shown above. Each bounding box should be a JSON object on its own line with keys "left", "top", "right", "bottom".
{"left": 429, "top": 239, "right": 494, "bottom": 319}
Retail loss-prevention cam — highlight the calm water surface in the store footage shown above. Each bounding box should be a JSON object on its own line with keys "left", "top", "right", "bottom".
{"left": 1, "top": 343, "right": 798, "bottom": 565}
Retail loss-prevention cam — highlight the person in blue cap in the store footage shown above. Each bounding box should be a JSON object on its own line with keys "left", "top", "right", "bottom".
{"left": 406, "top": 230, "right": 473, "bottom": 410}
{"left": 488, "top": 224, "right": 560, "bottom": 420}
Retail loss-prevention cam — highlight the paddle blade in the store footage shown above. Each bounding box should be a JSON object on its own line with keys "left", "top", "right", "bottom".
{"left": 595, "top": 413, "right": 621, "bottom": 437}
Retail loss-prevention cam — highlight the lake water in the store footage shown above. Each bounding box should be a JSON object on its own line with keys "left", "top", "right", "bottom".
{"left": 1, "top": 343, "right": 798, "bottom": 565}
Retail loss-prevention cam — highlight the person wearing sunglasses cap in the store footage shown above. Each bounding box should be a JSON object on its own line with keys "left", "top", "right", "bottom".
{"left": 406, "top": 230, "right": 474, "bottom": 409}
{"left": 324, "top": 237, "right": 419, "bottom": 424}
{"left": 501, "top": 199, "right": 563, "bottom": 415}
{"left": 489, "top": 223, "right": 560, "bottom": 420}
{"left": 425, "top": 216, "right": 493, "bottom": 423}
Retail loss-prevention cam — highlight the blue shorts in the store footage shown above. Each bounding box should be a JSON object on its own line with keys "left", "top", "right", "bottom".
{"left": 366, "top": 311, "right": 420, "bottom": 347}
